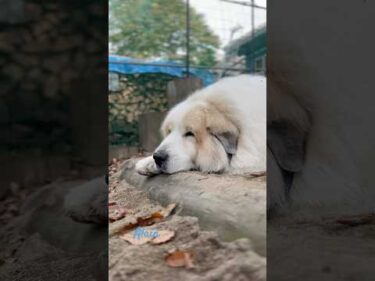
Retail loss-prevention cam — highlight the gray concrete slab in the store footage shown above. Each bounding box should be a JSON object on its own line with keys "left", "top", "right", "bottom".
{"left": 120, "top": 159, "right": 266, "bottom": 256}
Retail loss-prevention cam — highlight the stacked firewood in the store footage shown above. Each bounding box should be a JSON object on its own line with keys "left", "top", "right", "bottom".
{"left": 109, "top": 73, "right": 172, "bottom": 145}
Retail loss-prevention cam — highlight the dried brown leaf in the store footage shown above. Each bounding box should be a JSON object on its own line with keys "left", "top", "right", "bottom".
{"left": 161, "top": 203, "right": 177, "bottom": 218}
{"left": 151, "top": 230, "right": 175, "bottom": 245}
{"left": 121, "top": 231, "right": 153, "bottom": 245}
{"left": 137, "top": 211, "right": 164, "bottom": 226}
{"left": 111, "top": 211, "right": 163, "bottom": 235}
{"left": 165, "top": 250, "right": 194, "bottom": 268}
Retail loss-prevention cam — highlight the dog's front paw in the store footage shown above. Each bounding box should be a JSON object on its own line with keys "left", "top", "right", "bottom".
{"left": 135, "top": 156, "right": 160, "bottom": 176}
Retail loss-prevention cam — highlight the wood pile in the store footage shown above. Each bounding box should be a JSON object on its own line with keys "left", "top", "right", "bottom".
{"left": 109, "top": 73, "right": 173, "bottom": 146}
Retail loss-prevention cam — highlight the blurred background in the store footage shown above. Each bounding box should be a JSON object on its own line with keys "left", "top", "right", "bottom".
{"left": 0, "top": 1, "right": 108, "bottom": 280}
{"left": 0, "top": 0, "right": 107, "bottom": 200}
{"left": 108, "top": 0, "right": 267, "bottom": 158}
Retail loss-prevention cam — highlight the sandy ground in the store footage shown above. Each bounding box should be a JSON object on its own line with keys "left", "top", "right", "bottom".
{"left": 0, "top": 175, "right": 107, "bottom": 281}
{"left": 108, "top": 159, "right": 266, "bottom": 281}
{"left": 268, "top": 215, "right": 375, "bottom": 281}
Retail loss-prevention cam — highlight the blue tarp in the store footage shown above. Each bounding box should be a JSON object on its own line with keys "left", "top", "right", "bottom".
{"left": 109, "top": 55, "right": 215, "bottom": 86}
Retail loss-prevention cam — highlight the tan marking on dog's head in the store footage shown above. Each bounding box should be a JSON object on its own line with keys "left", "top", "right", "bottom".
{"left": 180, "top": 102, "right": 240, "bottom": 172}
{"left": 180, "top": 104, "right": 207, "bottom": 143}
{"left": 156, "top": 96, "right": 241, "bottom": 173}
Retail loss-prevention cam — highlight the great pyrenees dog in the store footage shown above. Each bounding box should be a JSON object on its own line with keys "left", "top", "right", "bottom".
{"left": 136, "top": 75, "right": 266, "bottom": 176}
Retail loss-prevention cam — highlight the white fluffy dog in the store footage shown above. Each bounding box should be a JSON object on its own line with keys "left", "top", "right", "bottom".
{"left": 136, "top": 75, "right": 266, "bottom": 176}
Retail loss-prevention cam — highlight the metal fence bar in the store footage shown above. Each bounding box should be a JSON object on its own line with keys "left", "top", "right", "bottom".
{"left": 251, "top": 0, "right": 255, "bottom": 72}
{"left": 186, "top": 0, "right": 190, "bottom": 77}
{"left": 110, "top": 0, "right": 266, "bottom": 75}
{"left": 220, "top": 0, "right": 266, "bottom": 9}
{"left": 219, "top": 0, "right": 266, "bottom": 73}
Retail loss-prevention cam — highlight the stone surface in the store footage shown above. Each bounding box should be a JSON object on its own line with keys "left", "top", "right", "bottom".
{"left": 121, "top": 159, "right": 266, "bottom": 256}
{"left": 110, "top": 165, "right": 266, "bottom": 281}
{"left": 110, "top": 216, "right": 266, "bottom": 281}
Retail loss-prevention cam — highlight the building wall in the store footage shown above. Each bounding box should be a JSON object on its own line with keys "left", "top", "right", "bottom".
{"left": 240, "top": 30, "right": 266, "bottom": 74}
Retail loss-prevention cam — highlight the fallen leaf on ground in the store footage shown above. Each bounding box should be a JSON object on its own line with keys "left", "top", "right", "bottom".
{"left": 165, "top": 250, "right": 194, "bottom": 268}
{"left": 121, "top": 231, "right": 153, "bottom": 245}
{"left": 137, "top": 211, "right": 164, "bottom": 226}
{"left": 151, "top": 230, "right": 175, "bottom": 245}
{"left": 161, "top": 203, "right": 177, "bottom": 218}
{"left": 111, "top": 211, "right": 164, "bottom": 236}
{"left": 109, "top": 218, "right": 138, "bottom": 237}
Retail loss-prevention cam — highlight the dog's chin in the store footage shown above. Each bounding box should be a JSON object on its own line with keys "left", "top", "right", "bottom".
{"left": 157, "top": 166, "right": 168, "bottom": 174}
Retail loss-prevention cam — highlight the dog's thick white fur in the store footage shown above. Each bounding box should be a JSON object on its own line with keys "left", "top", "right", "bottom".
{"left": 136, "top": 75, "right": 266, "bottom": 176}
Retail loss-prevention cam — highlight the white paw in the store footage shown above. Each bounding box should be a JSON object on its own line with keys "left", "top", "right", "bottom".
{"left": 135, "top": 156, "right": 160, "bottom": 176}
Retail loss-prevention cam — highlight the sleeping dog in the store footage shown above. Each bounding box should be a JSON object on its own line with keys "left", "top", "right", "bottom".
{"left": 136, "top": 75, "right": 266, "bottom": 176}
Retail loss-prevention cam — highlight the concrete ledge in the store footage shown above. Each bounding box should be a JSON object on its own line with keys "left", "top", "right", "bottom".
{"left": 120, "top": 159, "right": 266, "bottom": 256}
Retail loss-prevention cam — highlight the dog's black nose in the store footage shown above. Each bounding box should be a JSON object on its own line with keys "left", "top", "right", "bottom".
{"left": 153, "top": 151, "right": 168, "bottom": 168}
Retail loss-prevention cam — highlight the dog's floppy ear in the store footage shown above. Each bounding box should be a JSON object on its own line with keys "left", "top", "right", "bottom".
{"left": 267, "top": 74, "right": 311, "bottom": 172}
{"left": 268, "top": 121, "right": 306, "bottom": 172}
{"left": 211, "top": 130, "right": 238, "bottom": 156}
{"left": 205, "top": 104, "right": 239, "bottom": 156}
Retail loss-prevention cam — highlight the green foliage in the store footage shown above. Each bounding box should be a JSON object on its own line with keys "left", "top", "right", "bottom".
{"left": 110, "top": 120, "right": 139, "bottom": 146}
{"left": 109, "top": 0, "right": 220, "bottom": 67}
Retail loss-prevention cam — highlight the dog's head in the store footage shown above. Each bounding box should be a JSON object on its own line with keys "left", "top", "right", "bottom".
{"left": 152, "top": 100, "right": 239, "bottom": 174}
